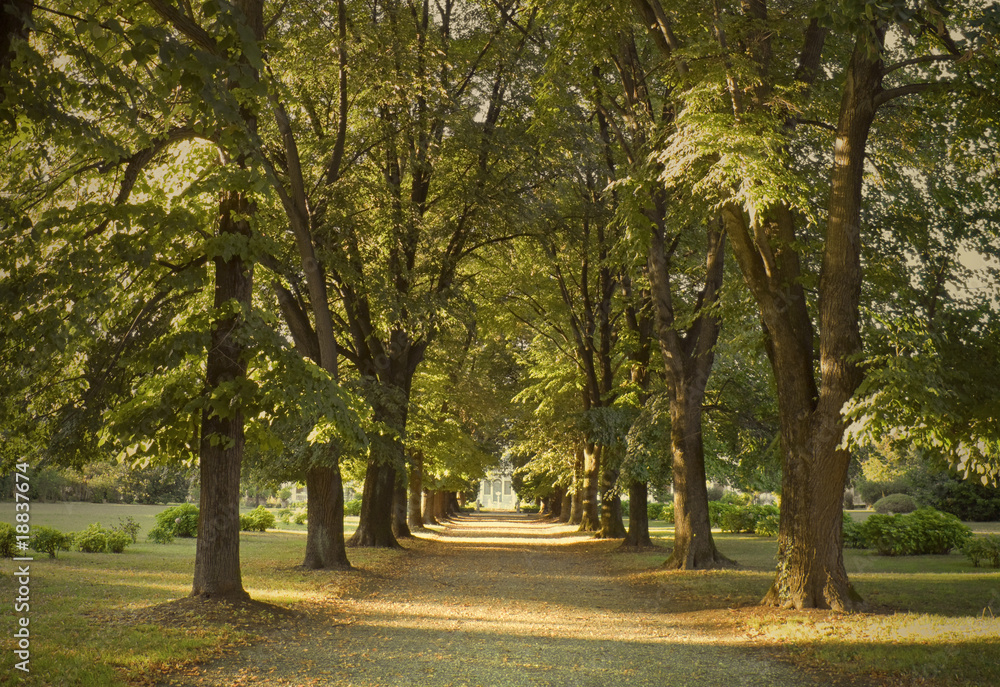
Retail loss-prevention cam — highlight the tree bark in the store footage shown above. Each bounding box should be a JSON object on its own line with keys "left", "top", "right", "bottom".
{"left": 577, "top": 443, "right": 601, "bottom": 532}
{"left": 0, "top": 0, "right": 30, "bottom": 85}
{"left": 568, "top": 445, "right": 584, "bottom": 525}
{"left": 407, "top": 452, "right": 425, "bottom": 530}
{"left": 302, "top": 462, "right": 350, "bottom": 569}
{"left": 559, "top": 490, "right": 572, "bottom": 522}
{"left": 348, "top": 459, "right": 399, "bottom": 547}
{"left": 421, "top": 488, "right": 438, "bottom": 525}
{"left": 621, "top": 479, "right": 654, "bottom": 548}
{"left": 598, "top": 449, "right": 626, "bottom": 538}
{"left": 648, "top": 218, "right": 730, "bottom": 569}
{"left": 191, "top": 190, "right": 253, "bottom": 601}
{"left": 758, "top": 38, "right": 880, "bottom": 611}
{"left": 549, "top": 486, "right": 564, "bottom": 519}
{"left": 392, "top": 476, "right": 412, "bottom": 539}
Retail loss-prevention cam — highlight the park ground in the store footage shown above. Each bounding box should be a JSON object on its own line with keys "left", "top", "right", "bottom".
{"left": 1, "top": 504, "right": 999, "bottom": 686}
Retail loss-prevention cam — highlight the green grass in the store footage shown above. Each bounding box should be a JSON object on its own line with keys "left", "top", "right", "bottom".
{"left": 0, "top": 502, "right": 372, "bottom": 686}
{"left": 611, "top": 521, "right": 1000, "bottom": 687}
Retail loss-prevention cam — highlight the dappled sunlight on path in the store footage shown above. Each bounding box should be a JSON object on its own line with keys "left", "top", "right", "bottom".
{"left": 156, "top": 513, "right": 871, "bottom": 687}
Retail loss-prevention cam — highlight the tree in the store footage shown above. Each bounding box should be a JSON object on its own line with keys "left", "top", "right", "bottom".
{"left": 631, "top": 0, "right": 999, "bottom": 608}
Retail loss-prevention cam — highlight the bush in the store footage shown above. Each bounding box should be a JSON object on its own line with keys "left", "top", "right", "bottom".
{"left": 344, "top": 498, "right": 363, "bottom": 517}
{"left": 276, "top": 508, "right": 292, "bottom": 523}
{"left": 720, "top": 491, "right": 752, "bottom": 506}
{"left": 843, "top": 512, "right": 869, "bottom": 549}
{"left": 147, "top": 525, "right": 174, "bottom": 544}
{"left": 0, "top": 522, "right": 16, "bottom": 558}
{"left": 29, "top": 526, "right": 73, "bottom": 558}
{"left": 660, "top": 503, "right": 674, "bottom": 523}
{"left": 718, "top": 504, "right": 780, "bottom": 535}
{"left": 647, "top": 502, "right": 663, "bottom": 522}
{"left": 155, "top": 503, "right": 199, "bottom": 537}
{"left": 873, "top": 493, "right": 917, "bottom": 514}
{"left": 239, "top": 505, "right": 276, "bottom": 532}
{"left": 928, "top": 480, "right": 1000, "bottom": 522}
{"left": 106, "top": 530, "right": 131, "bottom": 553}
{"left": 293, "top": 511, "right": 308, "bottom": 525}
{"left": 705, "top": 484, "right": 725, "bottom": 502}
{"left": 754, "top": 510, "right": 780, "bottom": 537}
{"left": 863, "top": 508, "right": 972, "bottom": 556}
{"left": 112, "top": 516, "right": 141, "bottom": 543}
{"left": 74, "top": 523, "right": 109, "bottom": 553}
{"left": 961, "top": 535, "right": 1000, "bottom": 568}
{"left": 707, "top": 501, "right": 733, "bottom": 528}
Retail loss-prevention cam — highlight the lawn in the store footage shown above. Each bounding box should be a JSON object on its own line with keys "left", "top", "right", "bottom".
{"left": 0, "top": 502, "right": 368, "bottom": 686}
{"left": 618, "top": 518, "right": 1000, "bottom": 687}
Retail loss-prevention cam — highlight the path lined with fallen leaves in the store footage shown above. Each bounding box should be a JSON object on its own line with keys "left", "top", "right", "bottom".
{"left": 156, "top": 513, "right": 864, "bottom": 687}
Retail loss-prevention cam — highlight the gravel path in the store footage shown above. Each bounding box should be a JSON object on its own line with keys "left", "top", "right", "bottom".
{"left": 156, "top": 513, "right": 865, "bottom": 687}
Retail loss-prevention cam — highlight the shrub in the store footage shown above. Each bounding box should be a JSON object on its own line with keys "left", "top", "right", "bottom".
{"left": 843, "top": 512, "right": 869, "bottom": 549}
{"left": 929, "top": 480, "right": 1000, "bottom": 522}
{"left": 707, "top": 501, "right": 734, "bottom": 528}
{"left": 155, "top": 503, "right": 199, "bottom": 537}
{"left": 961, "top": 535, "right": 1000, "bottom": 568}
{"left": 864, "top": 508, "right": 972, "bottom": 556}
{"left": 720, "top": 491, "right": 752, "bottom": 506}
{"left": 873, "top": 493, "right": 917, "bottom": 514}
{"left": 705, "top": 484, "right": 725, "bottom": 502}
{"left": 0, "top": 522, "right": 16, "bottom": 558}
{"left": 660, "top": 503, "right": 674, "bottom": 523}
{"left": 147, "top": 525, "right": 174, "bottom": 544}
{"left": 112, "top": 516, "right": 141, "bottom": 543}
{"left": 276, "top": 508, "right": 292, "bottom": 523}
{"left": 106, "top": 530, "right": 131, "bottom": 553}
{"left": 75, "top": 523, "right": 109, "bottom": 553}
{"left": 293, "top": 511, "right": 308, "bottom": 525}
{"left": 718, "top": 504, "right": 780, "bottom": 535}
{"left": 29, "top": 526, "right": 73, "bottom": 558}
{"left": 754, "top": 510, "right": 780, "bottom": 537}
{"left": 344, "top": 498, "right": 363, "bottom": 517}
{"left": 647, "top": 502, "right": 663, "bottom": 522}
{"left": 239, "top": 505, "right": 276, "bottom": 532}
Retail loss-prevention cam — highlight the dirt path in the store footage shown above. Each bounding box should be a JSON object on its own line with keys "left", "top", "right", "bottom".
{"left": 156, "top": 514, "right": 863, "bottom": 687}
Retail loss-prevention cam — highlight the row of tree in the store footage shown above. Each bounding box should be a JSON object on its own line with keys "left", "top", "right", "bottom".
{"left": 1, "top": 0, "right": 997, "bottom": 611}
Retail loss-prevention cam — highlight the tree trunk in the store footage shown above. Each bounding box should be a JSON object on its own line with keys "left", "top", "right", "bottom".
{"left": 597, "top": 448, "right": 626, "bottom": 538}
{"left": 578, "top": 442, "right": 601, "bottom": 531}
{"left": 759, "top": 38, "right": 880, "bottom": 611}
{"left": 621, "top": 480, "right": 653, "bottom": 548}
{"left": 0, "top": 0, "right": 31, "bottom": 81}
{"left": 347, "top": 460, "right": 399, "bottom": 548}
{"left": 421, "top": 488, "right": 438, "bottom": 525}
{"left": 191, "top": 190, "right": 253, "bottom": 601}
{"left": 559, "top": 490, "right": 572, "bottom": 522}
{"left": 392, "top": 477, "right": 412, "bottom": 539}
{"left": 302, "top": 461, "right": 350, "bottom": 569}
{"left": 664, "top": 390, "right": 731, "bottom": 569}
{"left": 549, "top": 486, "right": 564, "bottom": 519}
{"left": 407, "top": 452, "right": 425, "bottom": 530}
{"left": 433, "top": 490, "right": 448, "bottom": 521}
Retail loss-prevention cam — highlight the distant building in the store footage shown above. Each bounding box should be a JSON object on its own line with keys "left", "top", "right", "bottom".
{"left": 479, "top": 470, "right": 516, "bottom": 510}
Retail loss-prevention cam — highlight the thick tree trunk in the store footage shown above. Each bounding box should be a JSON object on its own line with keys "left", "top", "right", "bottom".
{"left": 568, "top": 445, "right": 584, "bottom": 524}
{"left": 433, "top": 490, "right": 448, "bottom": 521}
{"left": 759, "top": 39, "right": 879, "bottom": 611}
{"left": 559, "top": 490, "right": 572, "bottom": 522}
{"left": 192, "top": 190, "right": 253, "bottom": 601}
{"left": 392, "top": 477, "right": 412, "bottom": 539}
{"left": 578, "top": 443, "right": 601, "bottom": 531}
{"left": 0, "top": 0, "right": 31, "bottom": 82}
{"left": 549, "top": 486, "right": 564, "bottom": 519}
{"left": 621, "top": 479, "right": 654, "bottom": 548}
{"left": 421, "top": 488, "right": 438, "bottom": 525}
{"left": 407, "top": 452, "right": 425, "bottom": 530}
{"left": 347, "top": 460, "right": 399, "bottom": 548}
{"left": 664, "top": 391, "right": 731, "bottom": 569}
{"left": 302, "top": 461, "right": 350, "bottom": 569}
{"left": 597, "top": 447, "right": 626, "bottom": 538}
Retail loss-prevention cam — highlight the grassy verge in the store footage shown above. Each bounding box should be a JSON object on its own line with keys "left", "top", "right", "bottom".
{"left": 612, "top": 521, "right": 1000, "bottom": 687}
{"left": 0, "top": 502, "right": 376, "bottom": 686}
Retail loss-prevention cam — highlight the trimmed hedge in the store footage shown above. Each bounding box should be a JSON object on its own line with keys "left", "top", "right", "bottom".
{"left": 873, "top": 493, "right": 917, "bottom": 514}
{"left": 718, "top": 504, "right": 779, "bottom": 534}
